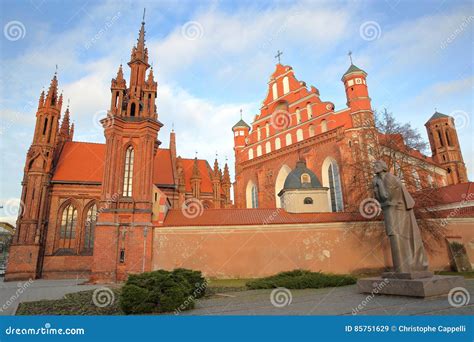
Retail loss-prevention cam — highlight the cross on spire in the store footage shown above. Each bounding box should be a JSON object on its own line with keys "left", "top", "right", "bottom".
{"left": 348, "top": 51, "right": 353, "bottom": 65}
{"left": 142, "top": 8, "right": 146, "bottom": 23}
{"left": 240, "top": 108, "right": 243, "bottom": 119}
{"left": 275, "top": 50, "right": 283, "bottom": 64}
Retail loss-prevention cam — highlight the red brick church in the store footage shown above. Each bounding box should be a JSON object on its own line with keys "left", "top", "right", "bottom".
{"left": 6, "top": 19, "right": 472, "bottom": 282}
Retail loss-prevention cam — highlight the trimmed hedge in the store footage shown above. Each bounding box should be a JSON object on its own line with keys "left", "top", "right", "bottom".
{"left": 120, "top": 269, "right": 207, "bottom": 314}
{"left": 246, "top": 270, "right": 356, "bottom": 290}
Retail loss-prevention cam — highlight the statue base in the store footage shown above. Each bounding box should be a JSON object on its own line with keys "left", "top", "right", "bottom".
{"left": 357, "top": 274, "right": 465, "bottom": 298}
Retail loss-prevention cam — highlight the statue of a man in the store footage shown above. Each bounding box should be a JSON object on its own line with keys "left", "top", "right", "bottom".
{"left": 372, "top": 160, "right": 429, "bottom": 273}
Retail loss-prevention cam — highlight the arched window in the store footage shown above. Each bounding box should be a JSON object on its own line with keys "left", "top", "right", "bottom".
{"left": 437, "top": 130, "right": 444, "bottom": 147}
{"left": 275, "top": 165, "right": 292, "bottom": 207}
{"left": 83, "top": 204, "right": 97, "bottom": 251}
{"left": 248, "top": 148, "right": 254, "bottom": 160}
{"left": 257, "top": 126, "right": 261, "bottom": 141}
{"left": 257, "top": 145, "right": 262, "bottom": 157}
{"left": 428, "top": 175, "right": 434, "bottom": 187}
{"left": 272, "top": 83, "right": 278, "bottom": 100}
{"left": 322, "top": 158, "right": 344, "bottom": 212}
{"left": 296, "top": 129, "right": 303, "bottom": 142}
{"left": 130, "top": 103, "right": 136, "bottom": 117}
{"left": 306, "top": 103, "right": 312, "bottom": 119}
{"left": 275, "top": 138, "right": 281, "bottom": 150}
{"left": 445, "top": 129, "right": 452, "bottom": 146}
{"left": 412, "top": 170, "right": 421, "bottom": 190}
{"left": 246, "top": 180, "right": 259, "bottom": 208}
{"left": 321, "top": 119, "right": 328, "bottom": 133}
{"left": 265, "top": 141, "right": 271, "bottom": 154}
{"left": 304, "top": 197, "right": 313, "bottom": 205}
{"left": 285, "top": 133, "right": 292, "bottom": 146}
{"left": 60, "top": 204, "right": 77, "bottom": 248}
{"left": 309, "top": 125, "right": 315, "bottom": 137}
{"left": 123, "top": 146, "right": 134, "bottom": 197}
{"left": 251, "top": 185, "right": 259, "bottom": 208}
{"left": 296, "top": 108, "right": 301, "bottom": 123}
{"left": 265, "top": 122, "right": 270, "bottom": 137}
{"left": 283, "top": 76, "right": 290, "bottom": 94}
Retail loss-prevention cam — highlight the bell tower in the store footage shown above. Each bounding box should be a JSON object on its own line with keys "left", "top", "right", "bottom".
{"left": 91, "top": 15, "right": 163, "bottom": 283}
{"left": 425, "top": 111, "right": 468, "bottom": 185}
{"left": 6, "top": 72, "right": 63, "bottom": 280}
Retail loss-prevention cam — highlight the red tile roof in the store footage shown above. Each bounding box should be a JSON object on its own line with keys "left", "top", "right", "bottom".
{"left": 180, "top": 158, "right": 214, "bottom": 193}
{"left": 51, "top": 142, "right": 215, "bottom": 193}
{"left": 162, "top": 208, "right": 367, "bottom": 227}
{"left": 52, "top": 142, "right": 105, "bottom": 183}
{"left": 153, "top": 149, "right": 174, "bottom": 186}
{"left": 418, "top": 182, "right": 474, "bottom": 205}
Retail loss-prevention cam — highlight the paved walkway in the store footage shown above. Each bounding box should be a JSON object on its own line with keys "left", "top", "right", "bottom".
{"left": 1, "top": 278, "right": 472, "bottom": 316}
{"left": 183, "top": 280, "right": 474, "bottom": 316}
{"left": 0, "top": 278, "right": 102, "bottom": 315}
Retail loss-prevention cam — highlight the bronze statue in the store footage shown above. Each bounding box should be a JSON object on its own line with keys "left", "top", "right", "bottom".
{"left": 372, "top": 160, "right": 428, "bottom": 273}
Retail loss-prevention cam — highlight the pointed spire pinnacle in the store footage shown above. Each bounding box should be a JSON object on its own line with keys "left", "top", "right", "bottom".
{"left": 38, "top": 89, "right": 45, "bottom": 109}
{"left": 60, "top": 103, "right": 70, "bottom": 136}
{"left": 136, "top": 16, "right": 146, "bottom": 54}
{"left": 222, "top": 162, "right": 231, "bottom": 184}
{"left": 69, "top": 122, "right": 74, "bottom": 141}
{"left": 191, "top": 156, "right": 201, "bottom": 179}
{"left": 348, "top": 50, "right": 353, "bottom": 65}
{"left": 147, "top": 66, "right": 154, "bottom": 84}
{"left": 117, "top": 64, "right": 124, "bottom": 80}
{"left": 46, "top": 71, "right": 58, "bottom": 104}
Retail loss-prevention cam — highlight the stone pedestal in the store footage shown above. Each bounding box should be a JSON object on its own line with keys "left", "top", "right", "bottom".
{"left": 357, "top": 274, "right": 465, "bottom": 298}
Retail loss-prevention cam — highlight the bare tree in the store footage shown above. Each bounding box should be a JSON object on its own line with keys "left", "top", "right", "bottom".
{"left": 342, "top": 109, "right": 447, "bottom": 253}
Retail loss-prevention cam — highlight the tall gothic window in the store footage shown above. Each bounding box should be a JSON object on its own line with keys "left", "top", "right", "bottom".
{"left": 83, "top": 204, "right": 97, "bottom": 251}
{"left": 60, "top": 204, "right": 77, "bottom": 244}
{"left": 123, "top": 146, "right": 134, "bottom": 197}
{"left": 283, "top": 76, "right": 290, "bottom": 94}
{"left": 327, "top": 161, "right": 344, "bottom": 212}
{"left": 251, "top": 185, "right": 259, "bottom": 208}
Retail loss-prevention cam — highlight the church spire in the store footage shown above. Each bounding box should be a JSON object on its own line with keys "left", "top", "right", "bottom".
{"left": 45, "top": 71, "right": 59, "bottom": 107}
{"left": 60, "top": 104, "right": 70, "bottom": 136}
{"left": 129, "top": 10, "right": 148, "bottom": 65}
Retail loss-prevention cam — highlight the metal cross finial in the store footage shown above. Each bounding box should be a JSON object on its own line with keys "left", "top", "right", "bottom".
{"left": 195, "top": 151, "right": 198, "bottom": 158}
{"left": 55, "top": 64, "right": 58, "bottom": 75}
{"left": 142, "top": 8, "right": 146, "bottom": 23}
{"left": 225, "top": 156, "right": 228, "bottom": 162}
{"left": 275, "top": 50, "right": 283, "bottom": 64}
{"left": 240, "top": 108, "right": 243, "bottom": 119}
{"left": 348, "top": 51, "right": 353, "bottom": 64}
{"left": 171, "top": 122, "right": 174, "bottom": 132}
{"left": 215, "top": 151, "right": 218, "bottom": 159}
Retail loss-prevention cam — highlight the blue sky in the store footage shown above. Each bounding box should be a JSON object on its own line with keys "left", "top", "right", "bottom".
{"left": 1, "top": 0, "right": 473, "bottom": 223}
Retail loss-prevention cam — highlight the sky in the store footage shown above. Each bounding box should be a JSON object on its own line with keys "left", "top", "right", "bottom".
{"left": 0, "top": 0, "right": 473, "bottom": 224}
